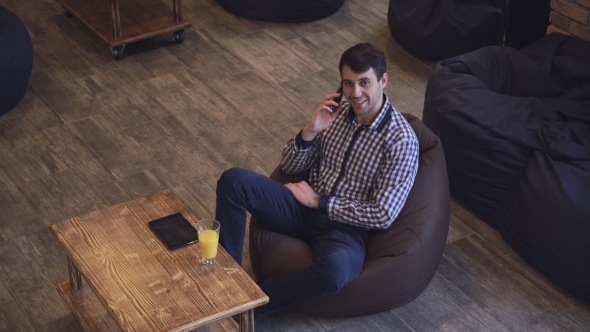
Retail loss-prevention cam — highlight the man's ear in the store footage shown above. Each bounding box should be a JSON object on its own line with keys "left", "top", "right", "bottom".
{"left": 381, "top": 73, "right": 388, "bottom": 88}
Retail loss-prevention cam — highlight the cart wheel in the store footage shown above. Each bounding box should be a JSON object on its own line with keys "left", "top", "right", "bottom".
{"left": 173, "top": 29, "right": 185, "bottom": 44}
{"left": 61, "top": 6, "right": 72, "bottom": 17}
{"left": 112, "top": 45, "right": 124, "bottom": 60}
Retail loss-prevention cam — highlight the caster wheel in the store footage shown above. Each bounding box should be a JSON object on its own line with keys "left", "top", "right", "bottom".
{"left": 173, "top": 29, "right": 185, "bottom": 44}
{"left": 61, "top": 6, "right": 72, "bottom": 17}
{"left": 112, "top": 45, "right": 125, "bottom": 60}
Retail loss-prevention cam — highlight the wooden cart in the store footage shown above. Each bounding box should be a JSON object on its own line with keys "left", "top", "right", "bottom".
{"left": 57, "top": 0, "right": 192, "bottom": 59}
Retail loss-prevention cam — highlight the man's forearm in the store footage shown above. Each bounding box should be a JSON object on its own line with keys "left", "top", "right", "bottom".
{"left": 301, "top": 125, "right": 319, "bottom": 142}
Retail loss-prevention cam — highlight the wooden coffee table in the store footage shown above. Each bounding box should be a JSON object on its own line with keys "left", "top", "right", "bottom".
{"left": 50, "top": 190, "right": 268, "bottom": 332}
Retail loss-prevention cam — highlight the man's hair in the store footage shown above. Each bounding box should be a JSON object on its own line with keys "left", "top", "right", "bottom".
{"left": 339, "top": 43, "right": 387, "bottom": 80}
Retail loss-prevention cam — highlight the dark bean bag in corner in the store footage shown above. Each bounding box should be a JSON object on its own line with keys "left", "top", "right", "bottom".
{"left": 250, "top": 114, "right": 450, "bottom": 316}
{"left": 216, "top": 0, "right": 345, "bottom": 23}
{"left": 0, "top": 6, "right": 33, "bottom": 116}
{"left": 422, "top": 33, "right": 590, "bottom": 302}
{"left": 387, "top": 0, "right": 504, "bottom": 60}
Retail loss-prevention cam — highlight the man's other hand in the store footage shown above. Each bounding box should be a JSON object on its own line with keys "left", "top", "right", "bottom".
{"left": 284, "top": 181, "right": 320, "bottom": 209}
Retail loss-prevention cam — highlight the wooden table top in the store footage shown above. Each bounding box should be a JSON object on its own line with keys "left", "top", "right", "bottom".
{"left": 50, "top": 190, "right": 268, "bottom": 332}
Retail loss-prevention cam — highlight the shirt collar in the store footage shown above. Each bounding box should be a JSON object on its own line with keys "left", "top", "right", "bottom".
{"left": 346, "top": 94, "right": 392, "bottom": 132}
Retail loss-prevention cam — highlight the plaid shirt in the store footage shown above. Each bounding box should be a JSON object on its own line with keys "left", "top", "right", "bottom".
{"left": 281, "top": 95, "right": 419, "bottom": 229}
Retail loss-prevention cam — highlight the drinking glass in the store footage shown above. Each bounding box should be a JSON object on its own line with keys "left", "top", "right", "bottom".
{"left": 195, "top": 219, "right": 220, "bottom": 265}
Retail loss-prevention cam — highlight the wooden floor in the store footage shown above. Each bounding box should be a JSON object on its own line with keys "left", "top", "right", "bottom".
{"left": 0, "top": 0, "right": 589, "bottom": 331}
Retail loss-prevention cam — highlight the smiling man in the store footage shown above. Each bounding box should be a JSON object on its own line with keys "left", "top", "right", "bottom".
{"left": 215, "top": 43, "right": 419, "bottom": 315}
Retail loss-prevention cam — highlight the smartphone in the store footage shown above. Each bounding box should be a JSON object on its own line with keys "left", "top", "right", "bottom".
{"left": 330, "top": 82, "right": 343, "bottom": 111}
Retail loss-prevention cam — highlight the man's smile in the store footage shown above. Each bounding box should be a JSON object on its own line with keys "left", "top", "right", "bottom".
{"left": 350, "top": 98, "right": 367, "bottom": 106}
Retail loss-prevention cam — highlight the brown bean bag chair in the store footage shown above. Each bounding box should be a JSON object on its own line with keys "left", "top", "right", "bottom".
{"left": 249, "top": 113, "right": 450, "bottom": 316}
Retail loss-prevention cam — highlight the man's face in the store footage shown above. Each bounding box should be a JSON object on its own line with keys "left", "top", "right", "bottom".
{"left": 341, "top": 65, "right": 388, "bottom": 125}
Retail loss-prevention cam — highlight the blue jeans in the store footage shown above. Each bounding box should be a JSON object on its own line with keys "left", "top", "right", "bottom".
{"left": 215, "top": 167, "right": 367, "bottom": 315}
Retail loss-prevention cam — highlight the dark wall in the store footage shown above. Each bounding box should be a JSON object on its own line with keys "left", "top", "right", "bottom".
{"left": 504, "top": 0, "right": 551, "bottom": 49}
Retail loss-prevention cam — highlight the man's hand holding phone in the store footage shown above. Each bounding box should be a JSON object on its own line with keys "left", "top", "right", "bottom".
{"left": 302, "top": 83, "right": 344, "bottom": 141}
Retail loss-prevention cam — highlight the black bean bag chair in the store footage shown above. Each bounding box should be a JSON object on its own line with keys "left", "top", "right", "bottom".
{"left": 0, "top": 6, "right": 33, "bottom": 116}
{"left": 387, "top": 0, "right": 550, "bottom": 60}
{"left": 249, "top": 114, "right": 450, "bottom": 316}
{"left": 422, "top": 33, "right": 590, "bottom": 302}
{"left": 216, "top": 0, "right": 345, "bottom": 23}
{"left": 387, "top": 0, "right": 504, "bottom": 60}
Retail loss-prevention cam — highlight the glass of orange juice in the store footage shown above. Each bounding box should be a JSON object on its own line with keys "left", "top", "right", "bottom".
{"left": 195, "top": 219, "right": 220, "bottom": 265}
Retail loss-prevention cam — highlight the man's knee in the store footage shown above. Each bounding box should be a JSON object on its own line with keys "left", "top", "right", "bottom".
{"left": 218, "top": 167, "right": 247, "bottom": 186}
{"left": 217, "top": 167, "right": 253, "bottom": 194}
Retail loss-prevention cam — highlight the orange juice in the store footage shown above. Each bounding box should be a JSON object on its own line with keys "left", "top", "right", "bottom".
{"left": 198, "top": 229, "right": 219, "bottom": 259}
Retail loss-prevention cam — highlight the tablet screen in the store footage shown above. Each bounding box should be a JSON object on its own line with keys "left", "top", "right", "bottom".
{"left": 148, "top": 213, "right": 198, "bottom": 250}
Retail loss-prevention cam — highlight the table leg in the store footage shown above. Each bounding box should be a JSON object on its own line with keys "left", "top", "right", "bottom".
{"left": 68, "top": 257, "right": 82, "bottom": 290}
{"left": 173, "top": 0, "right": 182, "bottom": 22}
{"left": 110, "top": 0, "right": 122, "bottom": 39}
{"left": 239, "top": 310, "right": 254, "bottom": 332}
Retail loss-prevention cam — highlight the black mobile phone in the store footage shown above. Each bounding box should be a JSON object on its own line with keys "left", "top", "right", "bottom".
{"left": 330, "top": 82, "right": 343, "bottom": 111}
{"left": 148, "top": 213, "right": 198, "bottom": 250}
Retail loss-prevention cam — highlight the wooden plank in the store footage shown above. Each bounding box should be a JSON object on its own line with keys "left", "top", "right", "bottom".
{"left": 391, "top": 271, "right": 506, "bottom": 331}
{"left": 14, "top": 169, "right": 108, "bottom": 226}
{"left": 0, "top": 279, "right": 12, "bottom": 305}
{"left": 133, "top": 71, "right": 245, "bottom": 136}
{"left": 0, "top": 238, "right": 72, "bottom": 329}
{"left": 29, "top": 32, "right": 99, "bottom": 82}
{"left": 218, "top": 30, "right": 323, "bottom": 86}
{"left": 446, "top": 214, "right": 475, "bottom": 244}
{"left": 166, "top": 30, "right": 254, "bottom": 83}
{"left": 506, "top": 253, "right": 590, "bottom": 330}
{"left": 13, "top": 229, "right": 71, "bottom": 287}
{"left": 57, "top": 280, "right": 240, "bottom": 332}
{"left": 0, "top": 183, "right": 46, "bottom": 240}
{"left": 132, "top": 47, "right": 188, "bottom": 78}
{"left": 526, "top": 307, "right": 590, "bottom": 331}
{"left": 436, "top": 235, "right": 572, "bottom": 330}
{"left": 42, "top": 314, "right": 85, "bottom": 332}
{"left": 0, "top": 88, "right": 63, "bottom": 131}
{"left": 93, "top": 170, "right": 166, "bottom": 207}
{"left": 0, "top": 115, "right": 67, "bottom": 184}
{"left": 120, "top": 116, "right": 231, "bottom": 184}
{"left": 66, "top": 115, "right": 153, "bottom": 179}
{"left": 57, "top": 281, "right": 123, "bottom": 332}
{"left": 449, "top": 198, "right": 515, "bottom": 255}
{"left": 28, "top": 71, "right": 99, "bottom": 123}
{"left": 207, "top": 72, "right": 304, "bottom": 129}
{"left": 43, "top": 124, "right": 117, "bottom": 188}
{"left": 0, "top": 302, "right": 36, "bottom": 332}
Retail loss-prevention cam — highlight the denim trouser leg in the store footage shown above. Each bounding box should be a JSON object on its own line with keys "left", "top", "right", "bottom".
{"left": 215, "top": 167, "right": 367, "bottom": 314}
{"left": 258, "top": 217, "right": 367, "bottom": 315}
{"left": 216, "top": 167, "right": 309, "bottom": 265}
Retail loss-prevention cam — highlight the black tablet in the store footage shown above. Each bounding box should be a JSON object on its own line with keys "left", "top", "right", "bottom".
{"left": 148, "top": 213, "right": 198, "bottom": 250}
